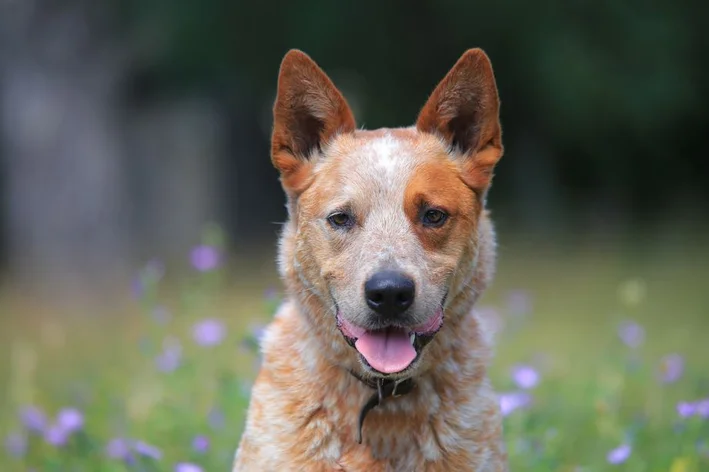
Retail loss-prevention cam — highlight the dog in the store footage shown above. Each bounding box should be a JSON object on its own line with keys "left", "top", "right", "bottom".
{"left": 233, "top": 48, "right": 508, "bottom": 471}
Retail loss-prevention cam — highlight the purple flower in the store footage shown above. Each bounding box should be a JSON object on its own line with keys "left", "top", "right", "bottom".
{"left": 175, "top": 463, "right": 204, "bottom": 472}
{"left": 56, "top": 408, "right": 84, "bottom": 433}
{"left": 192, "top": 435, "right": 209, "bottom": 453}
{"left": 618, "top": 321, "right": 644, "bottom": 348}
{"left": 677, "top": 399, "right": 709, "bottom": 418}
{"left": 696, "top": 399, "right": 709, "bottom": 418}
{"left": 132, "top": 259, "right": 165, "bottom": 298}
{"left": 134, "top": 441, "right": 162, "bottom": 460}
{"left": 511, "top": 365, "right": 539, "bottom": 390}
{"left": 5, "top": 432, "right": 27, "bottom": 457}
{"left": 155, "top": 351, "right": 181, "bottom": 372}
{"left": 658, "top": 353, "right": 684, "bottom": 383}
{"left": 250, "top": 323, "right": 267, "bottom": 345}
{"left": 498, "top": 391, "right": 532, "bottom": 416}
{"left": 132, "top": 277, "right": 144, "bottom": 299}
{"left": 505, "top": 290, "right": 532, "bottom": 316}
{"left": 156, "top": 337, "right": 182, "bottom": 372}
{"left": 606, "top": 444, "right": 631, "bottom": 464}
{"left": 677, "top": 401, "right": 696, "bottom": 418}
{"left": 208, "top": 407, "right": 225, "bottom": 430}
{"left": 193, "top": 319, "right": 226, "bottom": 346}
{"left": 264, "top": 287, "right": 279, "bottom": 300}
{"left": 44, "top": 425, "right": 68, "bottom": 447}
{"left": 190, "top": 245, "right": 221, "bottom": 272}
{"left": 20, "top": 405, "right": 46, "bottom": 433}
{"left": 106, "top": 438, "right": 132, "bottom": 461}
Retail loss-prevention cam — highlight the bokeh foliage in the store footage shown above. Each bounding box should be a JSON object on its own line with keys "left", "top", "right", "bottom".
{"left": 2, "top": 241, "right": 708, "bottom": 470}
{"left": 117, "top": 0, "right": 708, "bottom": 230}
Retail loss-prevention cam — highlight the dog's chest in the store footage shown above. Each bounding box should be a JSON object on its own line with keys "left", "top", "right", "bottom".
{"left": 308, "top": 395, "right": 474, "bottom": 470}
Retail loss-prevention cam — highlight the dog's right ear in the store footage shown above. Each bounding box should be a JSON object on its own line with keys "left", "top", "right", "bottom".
{"left": 271, "top": 50, "right": 356, "bottom": 195}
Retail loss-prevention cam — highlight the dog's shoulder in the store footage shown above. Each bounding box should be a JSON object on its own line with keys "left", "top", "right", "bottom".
{"left": 233, "top": 301, "right": 352, "bottom": 470}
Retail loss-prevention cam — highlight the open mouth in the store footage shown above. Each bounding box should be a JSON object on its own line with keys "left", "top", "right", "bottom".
{"left": 337, "top": 309, "right": 444, "bottom": 375}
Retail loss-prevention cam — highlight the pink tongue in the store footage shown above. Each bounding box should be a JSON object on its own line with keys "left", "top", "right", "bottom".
{"left": 354, "top": 328, "right": 416, "bottom": 374}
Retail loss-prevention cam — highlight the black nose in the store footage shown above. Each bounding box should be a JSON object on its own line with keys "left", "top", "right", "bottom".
{"left": 364, "top": 271, "right": 415, "bottom": 319}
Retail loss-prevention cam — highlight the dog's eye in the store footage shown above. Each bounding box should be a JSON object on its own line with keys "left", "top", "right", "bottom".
{"left": 327, "top": 212, "right": 354, "bottom": 229}
{"left": 422, "top": 209, "right": 448, "bottom": 227}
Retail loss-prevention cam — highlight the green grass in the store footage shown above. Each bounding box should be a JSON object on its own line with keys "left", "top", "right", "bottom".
{"left": 1, "top": 238, "right": 708, "bottom": 471}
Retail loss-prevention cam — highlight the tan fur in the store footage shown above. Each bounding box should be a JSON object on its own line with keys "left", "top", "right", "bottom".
{"left": 233, "top": 49, "right": 508, "bottom": 471}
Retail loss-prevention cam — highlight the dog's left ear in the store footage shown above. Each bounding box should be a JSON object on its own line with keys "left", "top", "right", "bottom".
{"left": 416, "top": 48, "right": 503, "bottom": 193}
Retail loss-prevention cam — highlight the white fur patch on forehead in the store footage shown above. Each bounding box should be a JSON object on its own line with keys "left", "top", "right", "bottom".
{"left": 352, "top": 134, "right": 418, "bottom": 205}
{"left": 369, "top": 134, "right": 406, "bottom": 174}
{"left": 326, "top": 130, "right": 420, "bottom": 189}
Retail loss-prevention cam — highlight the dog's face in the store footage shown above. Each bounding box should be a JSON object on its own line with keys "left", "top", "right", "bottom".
{"left": 271, "top": 49, "right": 502, "bottom": 378}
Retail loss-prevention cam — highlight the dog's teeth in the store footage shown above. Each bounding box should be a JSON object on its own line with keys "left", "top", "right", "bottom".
{"left": 410, "top": 333, "right": 416, "bottom": 345}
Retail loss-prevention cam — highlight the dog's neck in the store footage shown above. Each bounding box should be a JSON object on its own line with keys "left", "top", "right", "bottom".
{"left": 346, "top": 369, "right": 416, "bottom": 444}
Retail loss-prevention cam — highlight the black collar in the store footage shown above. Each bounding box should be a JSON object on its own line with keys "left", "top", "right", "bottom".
{"left": 348, "top": 370, "right": 416, "bottom": 444}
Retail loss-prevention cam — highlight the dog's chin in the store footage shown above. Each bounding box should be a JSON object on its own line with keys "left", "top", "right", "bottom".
{"left": 336, "top": 309, "right": 444, "bottom": 379}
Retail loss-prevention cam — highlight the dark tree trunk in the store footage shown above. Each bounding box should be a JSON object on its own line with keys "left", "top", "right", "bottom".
{"left": 0, "top": 2, "right": 131, "bottom": 301}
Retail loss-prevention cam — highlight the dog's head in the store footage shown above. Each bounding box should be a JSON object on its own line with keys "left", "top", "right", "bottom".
{"left": 271, "top": 49, "right": 502, "bottom": 379}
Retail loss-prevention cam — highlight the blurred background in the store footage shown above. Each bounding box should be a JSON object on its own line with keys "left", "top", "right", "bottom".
{"left": 1, "top": 1, "right": 708, "bottom": 470}
{"left": 1, "top": 0, "right": 707, "bottom": 301}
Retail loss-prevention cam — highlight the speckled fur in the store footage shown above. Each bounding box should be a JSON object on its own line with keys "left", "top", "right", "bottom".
{"left": 233, "top": 49, "right": 508, "bottom": 472}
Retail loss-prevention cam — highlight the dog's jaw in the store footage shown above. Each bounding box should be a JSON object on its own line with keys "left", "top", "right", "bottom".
{"left": 336, "top": 308, "right": 444, "bottom": 376}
